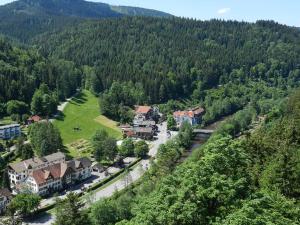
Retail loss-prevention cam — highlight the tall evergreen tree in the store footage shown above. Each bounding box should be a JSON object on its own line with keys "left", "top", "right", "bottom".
{"left": 54, "top": 192, "right": 89, "bottom": 225}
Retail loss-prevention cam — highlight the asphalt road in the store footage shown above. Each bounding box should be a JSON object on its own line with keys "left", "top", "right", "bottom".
{"left": 24, "top": 122, "right": 171, "bottom": 225}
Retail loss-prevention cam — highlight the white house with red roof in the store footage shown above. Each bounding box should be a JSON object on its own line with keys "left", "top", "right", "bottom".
{"left": 173, "top": 107, "right": 205, "bottom": 127}
{"left": 8, "top": 152, "right": 92, "bottom": 196}
{"left": 135, "top": 106, "right": 154, "bottom": 120}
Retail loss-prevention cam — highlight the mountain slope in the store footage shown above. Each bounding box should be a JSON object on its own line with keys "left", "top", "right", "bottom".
{"left": 35, "top": 18, "right": 300, "bottom": 103}
{"left": 0, "top": 0, "right": 172, "bottom": 42}
{"left": 4, "top": 0, "right": 121, "bottom": 18}
{"left": 110, "top": 5, "right": 172, "bottom": 18}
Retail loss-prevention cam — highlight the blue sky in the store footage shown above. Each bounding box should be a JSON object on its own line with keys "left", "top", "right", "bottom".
{"left": 0, "top": 0, "right": 299, "bottom": 27}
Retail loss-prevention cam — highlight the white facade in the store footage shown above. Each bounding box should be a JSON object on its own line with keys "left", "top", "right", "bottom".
{"left": 25, "top": 176, "right": 63, "bottom": 196}
{"left": 8, "top": 152, "right": 66, "bottom": 189}
{"left": 73, "top": 166, "right": 92, "bottom": 181}
{"left": 9, "top": 153, "right": 92, "bottom": 196}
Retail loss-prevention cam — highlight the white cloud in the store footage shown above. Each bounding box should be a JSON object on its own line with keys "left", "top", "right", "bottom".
{"left": 217, "top": 7, "right": 231, "bottom": 15}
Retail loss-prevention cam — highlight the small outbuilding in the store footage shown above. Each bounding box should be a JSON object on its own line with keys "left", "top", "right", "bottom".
{"left": 92, "top": 163, "right": 105, "bottom": 173}
{"left": 27, "top": 115, "right": 42, "bottom": 125}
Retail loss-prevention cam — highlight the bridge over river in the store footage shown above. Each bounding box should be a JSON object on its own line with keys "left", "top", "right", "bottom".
{"left": 193, "top": 129, "right": 215, "bottom": 140}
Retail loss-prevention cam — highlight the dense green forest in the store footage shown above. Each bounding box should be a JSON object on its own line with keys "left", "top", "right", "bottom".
{"left": 2, "top": 16, "right": 300, "bottom": 124}
{"left": 34, "top": 17, "right": 300, "bottom": 122}
{"left": 0, "top": 38, "right": 82, "bottom": 120}
{"left": 37, "top": 18, "right": 300, "bottom": 101}
{"left": 0, "top": 38, "right": 81, "bottom": 103}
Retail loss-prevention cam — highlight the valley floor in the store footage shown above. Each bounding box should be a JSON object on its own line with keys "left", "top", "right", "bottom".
{"left": 24, "top": 122, "right": 172, "bottom": 225}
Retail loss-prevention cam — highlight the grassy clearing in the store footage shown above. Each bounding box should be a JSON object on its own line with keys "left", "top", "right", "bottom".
{"left": 53, "top": 90, "right": 122, "bottom": 157}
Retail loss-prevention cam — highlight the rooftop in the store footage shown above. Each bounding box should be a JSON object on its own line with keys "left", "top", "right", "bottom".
{"left": 0, "top": 188, "right": 12, "bottom": 199}
{"left": 30, "top": 162, "right": 70, "bottom": 185}
{"left": 67, "top": 157, "right": 92, "bottom": 171}
{"left": 0, "top": 124, "right": 20, "bottom": 129}
{"left": 28, "top": 115, "right": 42, "bottom": 122}
{"left": 173, "top": 107, "right": 205, "bottom": 118}
{"left": 29, "top": 157, "right": 92, "bottom": 185}
{"left": 135, "top": 106, "right": 152, "bottom": 114}
{"left": 134, "top": 127, "right": 153, "bottom": 133}
{"left": 9, "top": 152, "right": 66, "bottom": 173}
{"left": 133, "top": 120, "right": 156, "bottom": 126}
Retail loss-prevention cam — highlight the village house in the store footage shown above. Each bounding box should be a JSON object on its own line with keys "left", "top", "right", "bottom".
{"left": 8, "top": 152, "right": 92, "bottom": 196}
{"left": 122, "top": 127, "right": 154, "bottom": 140}
{"left": 8, "top": 152, "right": 66, "bottom": 189}
{"left": 27, "top": 115, "right": 42, "bottom": 125}
{"left": 135, "top": 106, "right": 154, "bottom": 121}
{"left": 173, "top": 107, "right": 205, "bottom": 127}
{"left": 22, "top": 157, "right": 92, "bottom": 196}
{"left": 133, "top": 127, "right": 154, "bottom": 139}
{"left": 121, "top": 106, "right": 159, "bottom": 139}
{"left": 134, "top": 105, "right": 158, "bottom": 125}
{"left": 0, "top": 124, "right": 21, "bottom": 140}
{"left": 0, "top": 188, "right": 12, "bottom": 214}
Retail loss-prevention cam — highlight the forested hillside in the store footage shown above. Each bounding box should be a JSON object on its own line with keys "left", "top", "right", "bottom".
{"left": 37, "top": 18, "right": 300, "bottom": 104}
{"left": 0, "top": 0, "right": 171, "bottom": 42}
{"left": 2, "top": 16, "right": 300, "bottom": 125}
{"left": 0, "top": 38, "right": 81, "bottom": 104}
{"left": 34, "top": 17, "right": 300, "bottom": 123}
{"left": 110, "top": 6, "right": 172, "bottom": 18}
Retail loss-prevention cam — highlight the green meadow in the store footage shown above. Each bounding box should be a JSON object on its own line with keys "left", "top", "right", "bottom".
{"left": 53, "top": 90, "right": 122, "bottom": 157}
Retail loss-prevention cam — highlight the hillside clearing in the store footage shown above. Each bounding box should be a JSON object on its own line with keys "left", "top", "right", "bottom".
{"left": 53, "top": 90, "right": 122, "bottom": 157}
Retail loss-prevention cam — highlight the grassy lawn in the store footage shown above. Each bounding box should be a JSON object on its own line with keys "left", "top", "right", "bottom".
{"left": 53, "top": 90, "right": 122, "bottom": 157}
{"left": 0, "top": 117, "right": 13, "bottom": 126}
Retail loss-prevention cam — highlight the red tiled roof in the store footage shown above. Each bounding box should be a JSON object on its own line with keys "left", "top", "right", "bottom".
{"left": 136, "top": 106, "right": 151, "bottom": 114}
{"left": 173, "top": 111, "right": 193, "bottom": 117}
{"left": 28, "top": 115, "right": 41, "bottom": 122}
{"left": 30, "top": 163, "right": 64, "bottom": 185}
{"left": 124, "top": 129, "right": 135, "bottom": 137}
{"left": 173, "top": 107, "right": 205, "bottom": 118}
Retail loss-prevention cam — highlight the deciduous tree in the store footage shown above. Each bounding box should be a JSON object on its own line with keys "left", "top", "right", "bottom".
{"left": 134, "top": 140, "right": 149, "bottom": 158}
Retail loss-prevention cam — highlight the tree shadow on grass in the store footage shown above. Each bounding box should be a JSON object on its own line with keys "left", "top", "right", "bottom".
{"left": 55, "top": 111, "right": 65, "bottom": 121}
{"left": 24, "top": 211, "right": 53, "bottom": 224}
{"left": 70, "top": 92, "right": 88, "bottom": 105}
{"left": 60, "top": 145, "right": 73, "bottom": 160}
